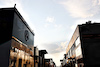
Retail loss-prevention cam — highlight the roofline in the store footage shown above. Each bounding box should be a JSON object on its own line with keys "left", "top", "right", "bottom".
{"left": 0, "top": 7, "right": 35, "bottom": 36}
{"left": 39, "top": 50, "right": 48, "bottom": 54}
{"left": 14, "top": 7, "right": 35, "bottom": 36}
{"left": 66, "top": 25, "right": 79, "bottom": 54}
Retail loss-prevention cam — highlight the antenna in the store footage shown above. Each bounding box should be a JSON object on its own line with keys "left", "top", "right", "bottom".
{"left": 14, "top": 4, "right": 16, "bottom": 8}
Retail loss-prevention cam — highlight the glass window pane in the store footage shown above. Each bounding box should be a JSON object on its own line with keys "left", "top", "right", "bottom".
{"left": 75, "top": 37, "right": 80, "bottom": 46}
{"left": 75, "top": 45, "right": 82, "bottom": 57}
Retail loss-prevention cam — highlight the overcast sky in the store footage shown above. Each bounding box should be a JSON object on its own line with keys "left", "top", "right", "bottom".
{"left": 0, "top": 0, "right": 100, "bottom": 66}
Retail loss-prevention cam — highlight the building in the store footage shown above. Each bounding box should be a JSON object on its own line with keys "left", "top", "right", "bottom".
{"left": 60, "top": 54, "right": 67, "bottom": 67}
{"left": 38, "top": 50, "right": 48, "bottom": 67}
{"left": 60, "top": 60, "right": 63, "bottom": 67}
{"left": 45, "top": 59, "right": 56, "bottom": 67}
{"left": 45, "top": 59, "right": 51, "bottom": 67}
{"left": 53, "top": 62, "right": 56, "bottom": 67}
{"left": 34, "top": 47, "right": 39, "bottom": 67}
{"left": 0, "top": 7, "right": 34, "bottom": 67}
{"left": 66, "top": 21, "right": 100, "bottom": 67}
{"left": 49, "top": 59, "right": 55, "bottom": 67}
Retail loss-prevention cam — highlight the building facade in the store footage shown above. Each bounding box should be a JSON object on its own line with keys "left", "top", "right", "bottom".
{"left": 45, "top": 59, "right": 56, "bottom": 67}
{"left": 60, "top": 54, "right": 67, "bottom": 67}
{"left": 38, "top": 50, "right": 48, "bottom": 67}
{"left": 66, "top": 22, "right": 100, "bottom": 67}
{"left": 0, "top": 7, "right": 34, "bottom": 67}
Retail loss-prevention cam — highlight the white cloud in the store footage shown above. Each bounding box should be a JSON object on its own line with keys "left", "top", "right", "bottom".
{"left": 45, "top": 16, "right": 56, "bottom": 28}
{"left": 42, "top": 41, "right": 67, "bottom": 54}
{"left": 60, "top": 0, "right": 100, "bottom": 18}
{"left": 55, "top": 41, "right": 67, "bottom": 52}
{"left": 46, "top": 16, "right": 55, "bottom": 23}
{"left": 45, "top": 16, "right": 62, "bottom": 29}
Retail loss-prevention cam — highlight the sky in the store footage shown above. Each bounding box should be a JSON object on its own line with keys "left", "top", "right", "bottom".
{"left": 0, "top": 0, "right": 100, "bottom": 66}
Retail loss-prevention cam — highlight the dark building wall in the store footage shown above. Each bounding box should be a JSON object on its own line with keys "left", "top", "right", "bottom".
{"left": 38, "top": 56, "right": 43, "bottom": 67}
{"left": 0, "top": 9, "right": 14, "bottom": 44}
{"left": 0, "top": 9, "right": 14, "bottom": 67}
{"left": 0, "top": 40, "right": 11, "bottom": 67}
{"left": 79, "top": 23, "right": 100, "bottom": 66}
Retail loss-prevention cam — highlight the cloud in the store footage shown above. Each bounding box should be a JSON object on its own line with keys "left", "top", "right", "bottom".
{"left": 45, "top": 16, "right": 63, "bottom": 29}
{"left": 60, "top": 0, "right": 100, "bottom": 18}
{"left": 55, "top": 41, "right": 67, "bottom": 52}
{"left": 46, "top": 16, "right": 55, "bottom": 23}
{"left": 42, "top": 41, "right": 67, "bottom": 54}
{"left": 45, "top": 16, "right": 56, "bottom": 28}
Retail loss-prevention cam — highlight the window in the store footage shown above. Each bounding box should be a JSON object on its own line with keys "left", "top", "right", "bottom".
{"left": 70, "top": 49, "right": 72, "bottom": 57}
{"left": 71, "top": 44, "right": 75, "bottom": 56}
{"left": 75, "top": 45, "right": 82, "bottom": 57}
{"left": 75, "top": 37, "right": 80, "bottom": 46}
{"left": 68, "top": 51, "right": 70, "bottom": 58}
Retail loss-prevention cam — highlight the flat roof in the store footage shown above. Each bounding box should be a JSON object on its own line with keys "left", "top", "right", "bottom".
{"left": 39, "top": 50, "right": 48, "bottom": 54}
